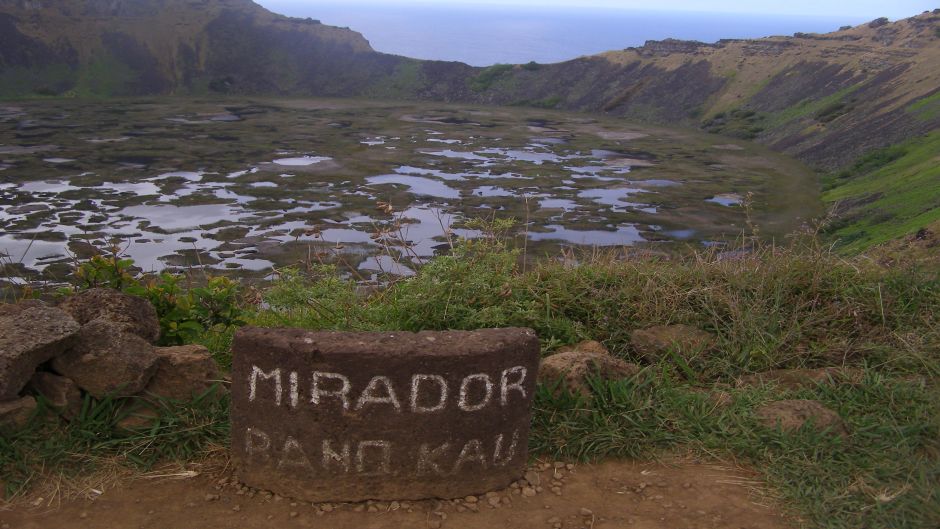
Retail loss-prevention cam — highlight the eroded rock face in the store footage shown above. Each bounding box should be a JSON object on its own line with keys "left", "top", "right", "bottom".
{"left": 755, "top": 399, "right": 848, "bottom": 437}
{"left": 630, "top": 324, "right": 715, "bottom": 363}
{"left": 0, "top": 395, "right": 37, "bottom": 429}
{"left": 231, "top": 327, "right": 540, "bottom": 502}
{"left": 27, "top": 371, "right": 83, "bottom": 418}
{"left": 145, "top": 345, "right": 224, "bottom": 401}
{"left": 0, "top": 301, "right": 80, "bottom": 400}
{"left": 539, "top": 341, "right": 639, "bottom": 398}
{"left": 57, "top": 288, "right": 160, "bottom": 343}
{"left": 51, "top": 319, "right": 159, "bottom": 398}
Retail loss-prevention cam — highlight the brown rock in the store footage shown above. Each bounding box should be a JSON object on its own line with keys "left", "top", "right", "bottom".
{"left": 555, "top": 340, "right": 609, "bottom": 356}
{"left": 144, "top": 345, "right": 224, "bottom": 401}
{"left": 27, "top": 372, "right": 82, "bottom": 418}
{"left": 0, "top": 396, "right": 37, "bottom": 429}
{"left": 538, "top": 351, "right": 639, "bottom": 398}
{"left": 630, "top": 324, "right": 715, "bottom": 363}
{"left": 756, "top": 399, "right": 848, "bottom": 437}
{"left": 231, "top": 327, "right": 541, "bottom": 502}
{"left": 51, "top": 320, "right": 159, "bottom": 398}
{"left": 57, "top": 288, "right": 160, "bottom": 343}
{"left": 737, "top": 367, "right": 862, "bottom": 390}
{"left": 0, "top": 301, "right": 80, "bottom": 400}
{"left": 116, "top": 401, "right": 160, "bottom": 432}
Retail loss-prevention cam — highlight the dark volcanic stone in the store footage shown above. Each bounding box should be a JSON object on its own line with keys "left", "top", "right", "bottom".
{"left": 57, "top": 288, "right": 160, "bottom": 343}
{"left": 231, "top": 327, "right": 540, "bottom": 502}
{"left": 27, "top": 371, "right": 82, "bottom": 418}
{"left": 144, "top": 345, "right": 225, "bottom": 401}
{"left": 0, "top": 301, "right": 80, "bottom": 400}
{"left": 51, "top": 319, "right": 158, "bottom": 398}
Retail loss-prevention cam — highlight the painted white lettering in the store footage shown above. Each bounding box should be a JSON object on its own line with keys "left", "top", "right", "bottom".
{"left": 453, "top": 439, "right": 487, "bottom": 472}
{"left": 500, "top": 366, "right": 527, "bottom": 406}
{"left": 416, "top": 442, "right": 451, "bottom": 476}
{"left": 322, "top": 440, "right": 351, "bottom": 473}
{"left": 410, "top": 374, "right": 448, "bottom": 413}
{"left": 492, "top": 430, "right": 520, "bottom": 467}
{"left": 458, "top": 373, "right": 494, "bottom": 412}
{"left": 245, "top": 427, "right": 271, "bottom": 458}
{"left": 248, "top": 366, "right": 282, "bottom": 406}
{"left": 289, "top": 371, "right": 299, "bottom": 409}
{"left": 278, "top": 436, "right": 313, "bottom": 470}
{"left": 356, "top": 441, "right": 392, "bottom": 475}
{"left": 355, "top": 376, "right": 402, "bottom": 411}
{"left": 311, "top": 371, "right": 351, "bottom": 410}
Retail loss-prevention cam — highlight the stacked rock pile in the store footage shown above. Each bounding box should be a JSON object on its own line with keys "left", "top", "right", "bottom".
{"left": 0, "top": 288, "right": 225, "bottom": 430}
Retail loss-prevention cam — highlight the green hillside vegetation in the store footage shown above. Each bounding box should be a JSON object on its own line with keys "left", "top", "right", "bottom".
{"left": 824, "top": 131, "right": 940, "bottom": 252}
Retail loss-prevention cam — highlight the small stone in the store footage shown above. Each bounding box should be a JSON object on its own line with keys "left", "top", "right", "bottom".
{"left": 205, "top": 493, "right": 219, "bottom": 502}
{"left": 321, "top": 503, "right": 334, "bottom": 513}
{"left": 522, "top": 487, "right": 537, "bottom": 497}
{"left": 464, "top": 495, "right": 478, "bottom": 503}
{"left": 551, "top": 487, "right": 562, "bottom": 495}
{"left": 487, "top": 496, "right": 500, "bottom": 507}
{"left": 353, "top": 504, "right": 365, "bottom": 512}
{"left": 683, "top": 482, "right": 692, "bottom": 488}
{"left": 580, "top": 507, "right": 594, "bottom": 516}
{"left": 547, "top": 516, "right": 561, "bottom": 524}
{"left": 289, "top": 511, "right": 298, "bottom": 518}
{"left": 565, "top": 464, "right": 574, "bottom": 470}
{"left": 232, "top": 505, "right": 241, "bottom": 512}
{"left": 0, "top": 396, "right": 37, "bottom": 429}
{"left": 525, "top": 470, "right": 541, "bottom": 485}
{"left": 367, "top": 505, "right": 378, "bottom": 513}
{"left": 79, "top": 512, "right": 88, "bottom": 519}
{"left": 390, "top": 501, "right": 400, "bottom": 510}
{"left": 553, "top": 461, "right": 565, "bottom": 469}
{"left": 428, "top": 521, "right": 441, "bottom": 529}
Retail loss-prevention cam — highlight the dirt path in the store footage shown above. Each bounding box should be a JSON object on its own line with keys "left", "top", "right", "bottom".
{"left": 1, "top": 458, "right": 793, "bottom": 529}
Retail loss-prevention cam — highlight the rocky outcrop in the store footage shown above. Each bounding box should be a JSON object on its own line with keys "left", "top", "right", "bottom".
{"left": 27, "top": 371, "right": 82, "bottom": 418}
{"left": 0, "top": 300, "right": 80, "bottom": 400}
{"left": 145, "top": 345, "right": 225, "bottom": 400}
{"left": 51, "top": 319, "right": 159, "bottom": 398}
{"left": 0, "top": 395, "right": 37, "bottom": 429}
{"left": 57, "top": 287, "right": 161, "bottom": 343}
{"left": 0, "top": 291, "right": 225, "bottom": 433}
{"left": 756, "top": 399, "right": 848, "bottom": 437}
{"left": 539, "top": 341, "right": 639, "bottom": 398}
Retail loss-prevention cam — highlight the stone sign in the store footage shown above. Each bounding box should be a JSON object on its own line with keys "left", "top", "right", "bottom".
{"left": 231, "top": 327, "right": 540, "bottom": 502}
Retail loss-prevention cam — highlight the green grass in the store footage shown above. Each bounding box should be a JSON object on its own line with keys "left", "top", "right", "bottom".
{"left": 2, "top": 233, "right": 938, "bottom": 528}
{"left": 906, "top": 91, "right": 940, "bottom": 121}
{"left": 823, "top": 131, "right": 940, "bottom": 252}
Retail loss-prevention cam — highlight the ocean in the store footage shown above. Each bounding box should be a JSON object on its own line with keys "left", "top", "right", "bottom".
{"left": 258, "top": 2, "right": 870, "bottom": 66}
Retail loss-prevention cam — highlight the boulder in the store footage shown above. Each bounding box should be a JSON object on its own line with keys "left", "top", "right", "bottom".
{"left": 737, "top": 367, "right": 863, "bottom": 391}
{"left": 630, "top": 324, "right": 715, "bottom": 363}
{"left": 555, "top": 340, "right": 609, "bottom": 356}
{"left": 27, "top": 371, "right": 83, "bottom": 418}
{"left": 144, "top": 345, "right": 224, "bottom": 401}
{"left": 0, "top": 396, "right": 37, "bottom": 429}
{"left": 539, "top": 347, "right": 639, "bottom": 398}
{"left": 756, "top": 399, "right": 848, "bottom": 437}
{"left": 51, "top": 320, "right": 159, "bottom": 398}
{"left": 0, "top": 300, "right": 81, "bottom": 400}
{"left": 57, "top": 288, "right": 160, "bottom": 343}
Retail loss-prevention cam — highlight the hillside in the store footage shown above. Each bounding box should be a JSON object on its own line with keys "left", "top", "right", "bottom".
{"left": 0, "top": 1, "right": 938, "bottom": 248}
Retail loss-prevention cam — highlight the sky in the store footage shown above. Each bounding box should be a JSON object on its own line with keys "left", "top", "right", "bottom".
{"left": 261, "top": 0, "right": 935, "bottom": 19}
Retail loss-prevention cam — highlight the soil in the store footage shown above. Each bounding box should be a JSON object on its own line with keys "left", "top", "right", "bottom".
{"left": 0, "top": 458, "right": 794, "bottom": 529}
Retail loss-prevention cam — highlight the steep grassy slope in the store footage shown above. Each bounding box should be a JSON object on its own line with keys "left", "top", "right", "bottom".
{"left": 823, "top": 131, "right": 940, "bottom": 251}
{"left": 0, "top": 1, "right": 937, "bottom": 249}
